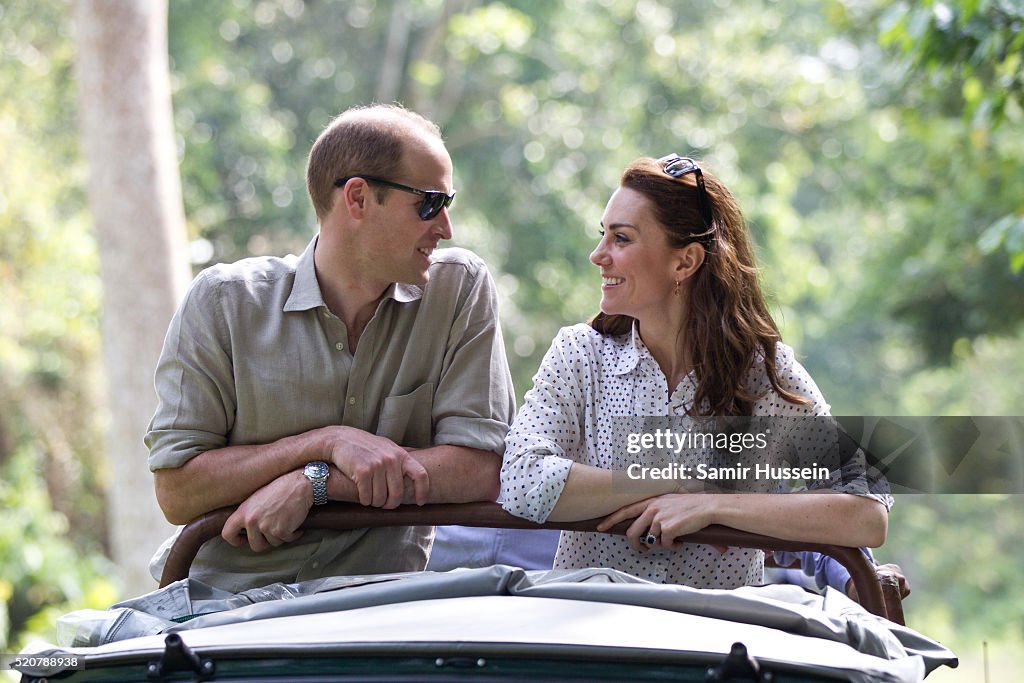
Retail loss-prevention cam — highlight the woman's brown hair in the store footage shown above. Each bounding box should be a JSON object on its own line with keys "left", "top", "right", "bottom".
{"left": 591, "top": 156, "right": 808, "bottom": 416}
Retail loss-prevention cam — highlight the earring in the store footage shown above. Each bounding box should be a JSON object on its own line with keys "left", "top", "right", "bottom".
{"left": 673, "top": 280, "right": 681, "bottom": 296}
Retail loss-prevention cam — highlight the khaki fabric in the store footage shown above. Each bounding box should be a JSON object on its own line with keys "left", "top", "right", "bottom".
{"left": 146, "top": 237, "right": 514, "bottom": 591}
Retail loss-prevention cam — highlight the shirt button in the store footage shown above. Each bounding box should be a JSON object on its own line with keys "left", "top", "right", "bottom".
{"left": 348, "top": 397, "right": 356, "bottom": 405}
{"left": 335, "top": 341, "right": 344, "bottom": 351}
{"left": 311, "top": 561, "right": 319, "bottom": 569}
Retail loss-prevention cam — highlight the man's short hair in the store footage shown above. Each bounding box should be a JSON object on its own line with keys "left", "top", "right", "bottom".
{"left": 306, "top": 103, "right": 444, "bottom": 221}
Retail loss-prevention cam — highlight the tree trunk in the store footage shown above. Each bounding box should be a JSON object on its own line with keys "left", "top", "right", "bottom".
{"left": 375, "top": 0, "right": 411, "bottom": 104}
{"left": 73, "top": 0, "right": 189, "bottom": 597}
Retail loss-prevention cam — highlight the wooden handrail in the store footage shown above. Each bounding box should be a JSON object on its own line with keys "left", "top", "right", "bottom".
{"left": 159, "top": 501, "right": 899, "bottom": 623}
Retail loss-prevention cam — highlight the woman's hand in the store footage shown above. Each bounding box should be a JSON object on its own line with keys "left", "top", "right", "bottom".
{"left": 598, "top": 494, "right": 718, "bottom": 552}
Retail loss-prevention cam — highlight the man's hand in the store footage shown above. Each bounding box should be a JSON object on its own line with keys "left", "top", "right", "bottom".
{"left": 320, "top": 426, "right": 429, "bottom": 508}
{"left": 222, "top": 471, "right": 311, "bottom": 552}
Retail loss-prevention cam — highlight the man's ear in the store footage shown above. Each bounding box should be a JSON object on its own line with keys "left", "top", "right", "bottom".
{"left": 674, "top": 242, "right": 706, "bottom": 282}
{"left": 341, "top": 178, "right": 370, "bottom": 219}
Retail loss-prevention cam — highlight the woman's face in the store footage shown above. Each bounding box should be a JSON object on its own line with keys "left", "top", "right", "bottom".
{"left": 590, "top": 186, "right": 684, "bottom": 322}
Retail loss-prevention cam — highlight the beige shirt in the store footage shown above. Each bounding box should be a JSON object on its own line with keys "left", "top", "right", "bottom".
{"left": 147, "top": 237, "right": 515, "bottom": 591}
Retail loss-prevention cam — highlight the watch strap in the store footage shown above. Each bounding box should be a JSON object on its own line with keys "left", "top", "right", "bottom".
{"left": 303, "top": 461, "right": 329, "bottom": 506}
{"left": 310, "top": 476, "right": 328, "bottom": 506}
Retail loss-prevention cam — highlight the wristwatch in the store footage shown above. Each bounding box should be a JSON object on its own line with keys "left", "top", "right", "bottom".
{"left": 303, "top": 460, "right": 330, "bottom": 506}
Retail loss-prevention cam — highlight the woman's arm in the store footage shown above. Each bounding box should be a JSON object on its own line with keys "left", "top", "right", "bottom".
{"left": 599, "top": 491, "right": 888, "bottom": 551}
{"left": 503, "top": 327, "right": 680, "bottom": 522}
{"left": 714, "top": 491, "right": 887, "bottom": 546}
{"left": 546, "top": 462, "right": 679, "bottom": 521}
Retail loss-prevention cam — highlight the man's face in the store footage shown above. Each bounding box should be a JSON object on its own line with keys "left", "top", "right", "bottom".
{"left": 363, "top": 136, "right": 454, "bottom": 287}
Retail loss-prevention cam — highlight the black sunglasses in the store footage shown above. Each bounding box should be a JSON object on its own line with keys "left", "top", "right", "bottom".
{"left": 335, "top": 175, "right": 455, "bottom": 221}
{"left": 658, "top": 154, "right": 713, "bottom": 231}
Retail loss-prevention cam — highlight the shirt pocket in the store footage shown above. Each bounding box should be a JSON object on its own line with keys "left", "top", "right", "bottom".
{"left": 377, "top": 383, "right": 434, "bottom": 448}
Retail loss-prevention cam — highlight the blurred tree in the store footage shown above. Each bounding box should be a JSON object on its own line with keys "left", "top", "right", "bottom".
{"left": 163, "top": 0, "right": 1022, "bottom": 404}
{"left": 874, "top": 0, "right": 1024, "bottom": 342}
{"left": 0, "top": 0, "right": 118, "bottom": 649}
{"left": 725, "top": 0, "right": 1024, "bottom": 411}
{"left": 2, "top": 0, "right": 1021, "bottom": 655}
{"left": 880, "top": 0, "right": 1023, "bottom": 129}
{"left": 73, "top": 0, "right": 187, "bottom": 595}
{"left": 877, "top": 494, "right": 1024, "bottom": 642}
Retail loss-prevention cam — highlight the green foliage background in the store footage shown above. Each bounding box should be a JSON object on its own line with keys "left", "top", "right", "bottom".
{"left": 1, "top": 0, "right": 1021, "bottom": 669}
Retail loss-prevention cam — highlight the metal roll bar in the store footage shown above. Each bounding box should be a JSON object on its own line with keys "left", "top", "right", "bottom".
{"left": 159, "top": 501, "right": 903, "bottom": 623}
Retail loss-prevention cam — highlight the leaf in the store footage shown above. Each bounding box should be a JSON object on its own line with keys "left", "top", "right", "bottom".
{"left": 878, "top": 3, "right": 911, "bottom": 46}
{"left": 978, "top": 214, "right": 1013, "bottom": 254}
{"left": 978, "top": 213, "right": 1024, "bottom": 272}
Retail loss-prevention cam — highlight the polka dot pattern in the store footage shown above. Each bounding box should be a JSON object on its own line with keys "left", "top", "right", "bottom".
{"left": 500, "top": 323, "right": 889, "bottom": 590}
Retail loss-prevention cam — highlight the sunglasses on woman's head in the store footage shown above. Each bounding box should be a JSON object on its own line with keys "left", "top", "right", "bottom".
{"left": 334, "top": 175, "right": 455, "bottom": 221}
{"left": 658, "top": 154, "right": 713, "bottom": 230}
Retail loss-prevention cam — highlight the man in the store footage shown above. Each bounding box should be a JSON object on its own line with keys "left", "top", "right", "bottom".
{"left": 146, "top": 104, "right": 515, "bottom": 592}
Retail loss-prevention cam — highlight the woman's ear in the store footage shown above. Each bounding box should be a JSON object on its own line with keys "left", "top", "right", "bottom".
{"left": 674, "top": 242, "right": 706, "bottom": 282}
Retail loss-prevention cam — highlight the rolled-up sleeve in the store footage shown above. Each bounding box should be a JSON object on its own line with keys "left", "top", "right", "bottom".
{"left": 769, "top": 355, "right": 893, "bottom": 511}
{"left": 431, "top": 257, "right": 515, "bottom": 455}
{"left": 500, "top": 329, "right": 584, "bottom": 523}
{"left": 145, "top": 270, "right": 234, "bottom": 470}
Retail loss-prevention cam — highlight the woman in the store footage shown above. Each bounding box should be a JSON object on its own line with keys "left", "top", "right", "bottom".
{"left": 500, "top": 154, "right": 890, "bottom": 589}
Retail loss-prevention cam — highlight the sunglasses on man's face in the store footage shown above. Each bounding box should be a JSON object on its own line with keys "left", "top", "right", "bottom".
{"left": 335, "top": 176, "right": 455, "bottom": 221}
{"left": 658, "top": 154, "right": 713, "bottom": 230}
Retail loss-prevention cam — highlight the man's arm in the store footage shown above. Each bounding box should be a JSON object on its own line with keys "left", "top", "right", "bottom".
{"left": 154, "top": 425, "right": 431, "bottom": 524}
{"left": 421, "top": 254, "right": 515, "bottom": 500}
{"left": 155, "top": 431, "right": 315, "bottom": 525}
{"left": 405, "top": 445, "right": 500, "bottom": 503}
{"left": 215, "top": 442, "right": 499, "bottom": 551}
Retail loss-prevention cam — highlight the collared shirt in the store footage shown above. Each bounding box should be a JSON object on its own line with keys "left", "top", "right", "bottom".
{"left": 500, "top": 323, "right": 890, "bottom": 590}
{"left": 146, "top": 237, "right": 514, "bottom": 592}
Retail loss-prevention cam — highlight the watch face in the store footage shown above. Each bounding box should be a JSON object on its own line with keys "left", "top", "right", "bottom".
{"left": 304, "top": 461, "right": 329, "bottom": 479}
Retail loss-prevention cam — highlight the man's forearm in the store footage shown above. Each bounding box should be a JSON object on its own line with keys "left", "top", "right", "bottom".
{"left": 405, "top": 445, "right": 501, "bottom": 503}
{"left": 154, "top": 429, "right": 328, "bottom": 524}
{"left": 289, "top": 444, "right": 502, "bottom": 507}
{"left": 323, "top": 444, "right": 500, "bottom": 505}
{"left": 158, "top": 432, "right": 502, "bottom": 524}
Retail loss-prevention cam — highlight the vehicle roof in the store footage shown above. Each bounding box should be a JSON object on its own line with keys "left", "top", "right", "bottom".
{"left": 20, "top": 566, "right": 955, "bottom": 682}
{"left": 59, "top": 596, "right": 922, "bottom": 680}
